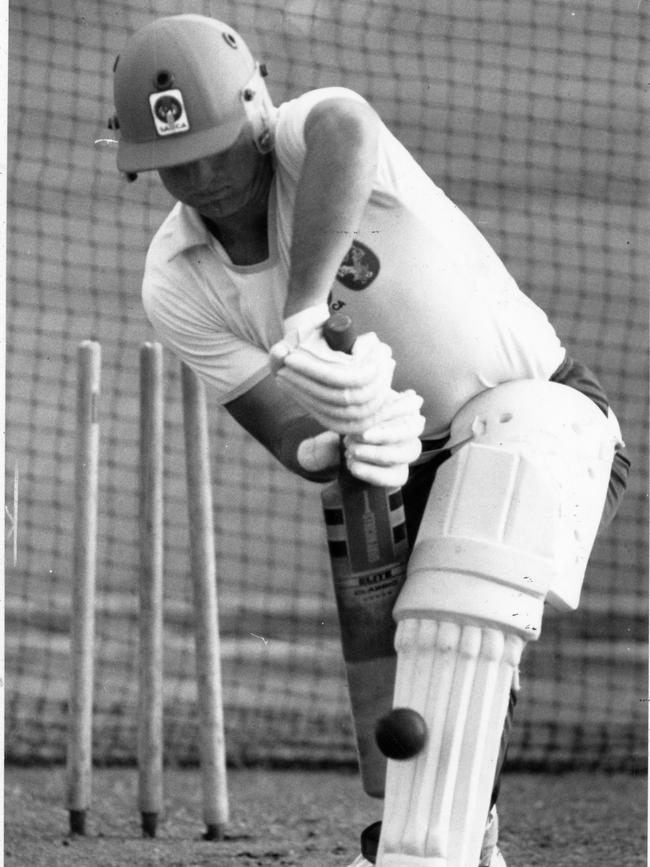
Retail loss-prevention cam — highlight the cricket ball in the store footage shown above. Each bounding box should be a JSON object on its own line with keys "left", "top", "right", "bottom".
{"left": 375, "top": 707, "right": 427, "bottom": 760}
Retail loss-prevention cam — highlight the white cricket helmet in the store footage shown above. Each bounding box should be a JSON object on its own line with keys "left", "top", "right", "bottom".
{"left": 111, "top": 14, "right": 274, "bottom": 175}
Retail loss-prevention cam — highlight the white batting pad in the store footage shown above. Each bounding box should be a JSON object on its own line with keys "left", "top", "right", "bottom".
{"left": 376, "top": 380, "right": 618, "bottom": 866}
{"left": 378, "top": 620, "right": 524, "bottom": 867}
{"left": 444, "top": 379, "right": 619, "bottom": 611}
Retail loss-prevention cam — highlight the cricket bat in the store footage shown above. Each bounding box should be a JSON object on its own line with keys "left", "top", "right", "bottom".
{"left": 320, "top": 313, "right": 410, "bottom": 798}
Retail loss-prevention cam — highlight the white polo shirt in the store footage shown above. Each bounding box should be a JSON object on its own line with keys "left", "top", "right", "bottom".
{"left": 142, "top": 87, "right": 564, "bottom": 438}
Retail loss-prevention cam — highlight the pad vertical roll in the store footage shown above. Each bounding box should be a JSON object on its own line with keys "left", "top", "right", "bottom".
{"left": 378, "top": 620, "right": 523, "bottom": 866}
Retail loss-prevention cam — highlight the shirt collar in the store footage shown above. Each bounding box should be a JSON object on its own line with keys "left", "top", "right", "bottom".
{"left": 165, "top": 202, "right": 212, "bottom": 260}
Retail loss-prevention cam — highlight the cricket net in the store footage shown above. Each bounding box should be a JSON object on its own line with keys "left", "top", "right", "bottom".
{"left": 6, "top": 0, "right": 647, "bottom": 772}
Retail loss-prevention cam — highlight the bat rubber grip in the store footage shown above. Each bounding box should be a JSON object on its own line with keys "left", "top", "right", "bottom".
{"left": 323, "top": 313, "right": 356, "bottom": 354}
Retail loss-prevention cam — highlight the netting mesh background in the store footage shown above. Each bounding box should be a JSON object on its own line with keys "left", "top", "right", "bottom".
{"left": 6, "top": 0, "right": 647, "bottom": 771}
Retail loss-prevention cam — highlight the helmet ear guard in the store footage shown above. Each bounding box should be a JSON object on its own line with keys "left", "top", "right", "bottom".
{"left": 241, "top": 63, "right": 274, "bottom": 154}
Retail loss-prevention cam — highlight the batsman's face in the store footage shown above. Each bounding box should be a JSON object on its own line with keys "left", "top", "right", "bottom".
{"left": 158, "top": 127, "right": 270, "bottom": 219}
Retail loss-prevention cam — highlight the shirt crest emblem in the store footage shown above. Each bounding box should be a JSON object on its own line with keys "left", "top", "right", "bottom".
{"left": 336, "top": 240, "right": 380, "bottom": 290}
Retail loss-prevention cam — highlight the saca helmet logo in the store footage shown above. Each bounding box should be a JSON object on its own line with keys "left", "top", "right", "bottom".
{"left": 149, "top": 90, "right": 190, "bottom": 137}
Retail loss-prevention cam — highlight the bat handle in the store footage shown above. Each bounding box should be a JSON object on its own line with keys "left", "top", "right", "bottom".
{"left": 323, "top": 313, "right": 356, "bottom": 354}
{"left": 322, "top": 313, "right": 362, "bottom": 479}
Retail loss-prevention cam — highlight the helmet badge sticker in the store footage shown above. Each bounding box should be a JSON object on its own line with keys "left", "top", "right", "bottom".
{"left": 149, "top": 89, "right": 190, "bottom": 137}
{"left": 336, "top": 240, "right": 380, "bottom": 290}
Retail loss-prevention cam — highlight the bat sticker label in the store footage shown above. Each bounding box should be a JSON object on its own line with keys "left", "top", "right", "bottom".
{"left": 336, "top": 240, "right": 380, "bottom": 290}
{"left": 149, "top": 89, "right": 190, "bottom": 137}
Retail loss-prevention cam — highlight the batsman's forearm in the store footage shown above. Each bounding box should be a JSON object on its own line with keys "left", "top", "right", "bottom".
{"left": 226, "top": 375, "right": 339, "bottom": 483}
{"left": 285, "top": 105, "right": 378, "bottom": 318}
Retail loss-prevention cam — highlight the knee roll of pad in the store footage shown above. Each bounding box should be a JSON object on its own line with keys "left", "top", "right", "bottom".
{"left": 399, "top": 379, "right": 619, "bottom": 627}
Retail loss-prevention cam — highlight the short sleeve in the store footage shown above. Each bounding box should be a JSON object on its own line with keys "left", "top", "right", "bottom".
{"left": 274, "top": 87, "right": 368, "bottom": 180}
{"left": 142, "top": 250, "right": 271, "bottom": 405}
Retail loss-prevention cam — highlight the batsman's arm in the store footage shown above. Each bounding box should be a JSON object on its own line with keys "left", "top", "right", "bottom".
{"left": 225, "top": 373, "right": 339, "bottom": 483}
{"left": 284, "top": 97, "right": 380, "bottom": 319}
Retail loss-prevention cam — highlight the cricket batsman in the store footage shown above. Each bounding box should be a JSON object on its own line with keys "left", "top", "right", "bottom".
{"left": 108, "top": 15, "right": 630, "bottom": 866}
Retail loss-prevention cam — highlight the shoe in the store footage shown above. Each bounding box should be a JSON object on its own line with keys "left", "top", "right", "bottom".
{"left": 345, "top": 857, "right": 373, "bottom": 867}
{"left": 480, "top": 807, "right": 507, "bottom": 867}
{"left": 345, "top": 849, "right": 506, "bottom": 867}
{"left": 344, "top": 819, "right": 380, "bottom": 864}
{"left": 349, "top": 810, "right": 506, "bottom": 867}
{"left": 487, "top": 848, "right": 507, "bottom": 867}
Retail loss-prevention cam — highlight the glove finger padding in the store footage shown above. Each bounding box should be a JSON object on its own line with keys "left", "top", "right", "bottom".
{"left": 280, "top": 391, "right": 391, "bottom": 433}
{"left": 275, "top": 333, "right": 396, "bottom": 434}
{"left": 279, "top": 332, "right": 394, "bottom": 390}
{"left": 357, "top": 390, "right": 426, "bottom": 445}
{"left": 343, "top": 390, "right": 425, "bottom": 486}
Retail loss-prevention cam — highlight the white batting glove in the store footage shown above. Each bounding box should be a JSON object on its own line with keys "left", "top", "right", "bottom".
{"left": 270, "top": 308, "right": 396, "bottom": 435}
{"left": 296, "top": 430, "right": 341, "bottom": 475}
{"left": 296, "top": 391, "right": 425, "bottom": 486}
{"left": 343, "top": 390, "right": 425, "bottom": 486}
{"left": 270, "top": 304, "right": 331, "bottom": 376}
{"left": 278, "top": 303, "right": 331, "bottom": 352}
